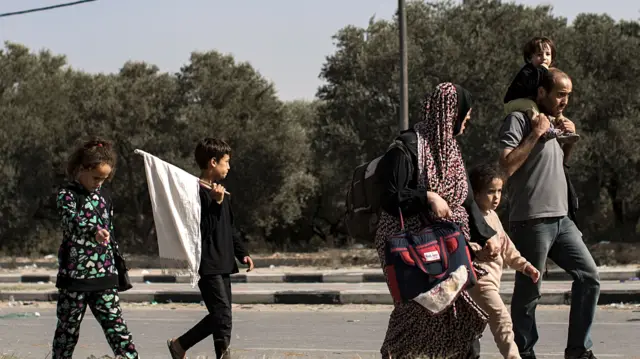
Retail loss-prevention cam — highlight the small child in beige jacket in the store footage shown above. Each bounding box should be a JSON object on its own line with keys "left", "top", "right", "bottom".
{"left": 468, "top": 164, "right": 541, "bottom": 359}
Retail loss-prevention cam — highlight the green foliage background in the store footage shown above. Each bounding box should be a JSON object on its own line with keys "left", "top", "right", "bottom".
{"left": 1, "top": 0, "right": 638, "bottom": 255}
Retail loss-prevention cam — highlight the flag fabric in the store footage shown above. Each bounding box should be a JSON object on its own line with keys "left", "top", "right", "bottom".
{"left": 135, "top": 149, "right": 201, "bottom": 287}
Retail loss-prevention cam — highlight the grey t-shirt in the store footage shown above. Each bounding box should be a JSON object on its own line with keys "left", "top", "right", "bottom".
{"left": 499, "top": 111, "right": 568, "bottom": 222}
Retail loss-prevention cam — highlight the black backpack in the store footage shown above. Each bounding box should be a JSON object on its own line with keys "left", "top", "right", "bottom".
{"left": 344, "top": 131, "right": 416, "bottom": 242}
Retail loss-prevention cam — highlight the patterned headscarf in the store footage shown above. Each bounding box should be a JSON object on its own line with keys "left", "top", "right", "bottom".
{"left": 414, "top": 82, "right": 470, "bottom": 238}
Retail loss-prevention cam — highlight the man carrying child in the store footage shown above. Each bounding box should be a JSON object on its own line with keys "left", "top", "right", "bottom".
{"left": 499, "top": 37, "right": 600, "bottom": 359}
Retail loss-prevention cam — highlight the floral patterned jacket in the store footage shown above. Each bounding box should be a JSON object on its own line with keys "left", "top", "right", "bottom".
{"left": 55, "top": 181, "right": 119, "bottom": 291}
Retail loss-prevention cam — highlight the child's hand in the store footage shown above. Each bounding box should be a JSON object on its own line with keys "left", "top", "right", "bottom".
{"left": 242, "top": 256, "right": 255, "bottom": 272}
{"left": 473, "top": 237, "right": 500, "bottom": 262}
{"left": 524, "top": 263, "right": 540, "bottom": 283}
{"left": 483, "top": 238, "right": 501, "bottom": 258}
{"left": 211, "top": 183, "right": 226, "bottom": 204}
{"left": 95, "top": 227, "right": 110, "bottom": 245}
{"left": 476, "top": 246, "right": 498, "bottom": 262}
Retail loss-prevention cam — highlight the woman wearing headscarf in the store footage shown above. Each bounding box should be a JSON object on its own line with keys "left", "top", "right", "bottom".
{"left": 375, "top": 82, "right": 489, "bottom": 358}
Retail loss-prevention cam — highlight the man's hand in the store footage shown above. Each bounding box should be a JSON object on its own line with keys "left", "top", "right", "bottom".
{"left": 211, "top": 183, "right": 226, "bottom": 204}
{"left": 532, "top": 113, "right": 551, "bottom": 138}
{"left": 96, "top": 227, "right": 110, "bottom": 245}
{"left": 557, "top": 115, "right": 576, "bottom": 133}
{"left": 243, "top": 256, "right": 254, "bottom": 272}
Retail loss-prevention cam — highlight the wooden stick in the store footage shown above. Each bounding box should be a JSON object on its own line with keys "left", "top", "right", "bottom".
{"left": 198, "top": 179, "right": 231, "bottom": 195}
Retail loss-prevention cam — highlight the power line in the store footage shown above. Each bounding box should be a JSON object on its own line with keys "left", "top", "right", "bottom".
{"left": 0, "top": 0, "right": 97, "bottom": 18}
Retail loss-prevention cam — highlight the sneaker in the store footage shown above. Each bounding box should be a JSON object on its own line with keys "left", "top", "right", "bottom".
{"left": 521, "top": 352, "right": 537, "bottom": 359}
{"left": 557, "top": 132, "right": 581, "bottom": 144}
{"left": 565, "top": 349, "right": 598, "bottom": 359}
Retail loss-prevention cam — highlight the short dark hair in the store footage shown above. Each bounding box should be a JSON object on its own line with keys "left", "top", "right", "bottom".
{"left": 194, "top": 138, "right": 232, "bottom": 170}
{"left": 539, "top": 68, "right": 571, "bottom": 94}
{"left": 523, "top": 36, "right": 556, "bottom": 65}
{"left": 66, "top": 137, "right": 117, "bottom": 179}
{"left": 469, "top": 163, "right": 505, "bottom": 194}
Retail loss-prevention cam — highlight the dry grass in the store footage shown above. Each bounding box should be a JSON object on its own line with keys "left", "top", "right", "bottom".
{"left": 2, "top": 243, "right": 640, "bottom": 270}
{"left": 590, "top": 242, "right": 640, "bottom": 266}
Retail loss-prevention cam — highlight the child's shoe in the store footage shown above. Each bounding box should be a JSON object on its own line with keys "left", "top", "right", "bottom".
{"left": 556, "top": 132, "right": 581, "bottom": 144}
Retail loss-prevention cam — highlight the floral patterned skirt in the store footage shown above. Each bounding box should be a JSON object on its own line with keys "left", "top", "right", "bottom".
{"left": 375, "top": 212, "right": 489, "bottom": 359}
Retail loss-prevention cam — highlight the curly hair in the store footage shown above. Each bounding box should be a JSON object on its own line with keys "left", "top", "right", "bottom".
{"left": 468, "top": 163, "right": 506, "bottom": 194}
{"left": 66, "top": 137, "right": 117, "bottom": 179}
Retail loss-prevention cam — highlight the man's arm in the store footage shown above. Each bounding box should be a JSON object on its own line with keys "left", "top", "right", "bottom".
{"left": 499, "top": 113, "right": 549, "bottom": 177}
{"left": 500, "top": 132, "right": 542, "bottom": 177}
{"left": 557, "top": 116, "right": 577, "bottom": 163}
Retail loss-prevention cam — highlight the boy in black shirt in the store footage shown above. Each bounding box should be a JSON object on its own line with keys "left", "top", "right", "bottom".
{"left": 167, "top": 138, "right": 254, "bottom": 359}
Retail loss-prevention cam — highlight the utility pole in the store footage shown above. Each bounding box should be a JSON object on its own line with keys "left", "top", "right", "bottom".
{"left": 398, "top": 0, "right": 409, "bottom": 132}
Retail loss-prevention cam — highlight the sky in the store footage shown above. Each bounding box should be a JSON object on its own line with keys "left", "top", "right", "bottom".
{"left": 1, "top": 0, "right": 638, "bottom": 101}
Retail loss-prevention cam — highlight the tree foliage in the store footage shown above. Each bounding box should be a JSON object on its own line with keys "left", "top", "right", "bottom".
{"left": 0, "top": 0, "right": 639, "bottom": 255}
{"left": 314, "top": 0, "right": 640, "bottom": 243}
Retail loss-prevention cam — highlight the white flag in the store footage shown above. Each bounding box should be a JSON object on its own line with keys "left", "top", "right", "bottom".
{"left": 134, "top": 149, "right": 201, "bottom": 287}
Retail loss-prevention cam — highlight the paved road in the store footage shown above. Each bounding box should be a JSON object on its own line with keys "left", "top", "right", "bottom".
{"left": 1, "top": 304, "right": 639, "bottom": 358}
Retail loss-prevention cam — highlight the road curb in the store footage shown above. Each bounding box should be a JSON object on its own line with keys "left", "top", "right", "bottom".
{"left": 2, "top": 289, "right": 640, "bottom": 305}
{"left": 0, "top": 257, "right": 376, "bottom": 270}
{"left": 2, "top": 269, "right": 638, "bottom": 284}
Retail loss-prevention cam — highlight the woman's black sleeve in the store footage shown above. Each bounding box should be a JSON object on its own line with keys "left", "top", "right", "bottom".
{"left": 378, "top": 147, "right": 430, "bottom": 218}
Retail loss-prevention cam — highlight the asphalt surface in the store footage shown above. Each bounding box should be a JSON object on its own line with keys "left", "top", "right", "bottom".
{"left": 4, "top": 280, "right": 640, "bottom": 293}
{"left": 1, "top": 304, "right": 639, "bottom": 358}
{"left": 3, "top": 281, "right": 640, "bottom": 306}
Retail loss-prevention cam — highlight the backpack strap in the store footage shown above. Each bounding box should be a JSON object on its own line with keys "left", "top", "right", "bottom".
{"left": 98, "top": 186, "right": 113, "bottom": 213}
{"left": 397, "top": 129, "right": 417, "bottom": 156}
{"left": 395, "top": 129, "right": 419, "bottom": 186}
{"left": 61, "top": 182, "right": 86, "bottom": 208}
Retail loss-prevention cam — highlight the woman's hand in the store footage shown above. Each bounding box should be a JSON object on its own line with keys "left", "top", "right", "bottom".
{"left": 427, "top": 192, "right": 452, "bottom": 219}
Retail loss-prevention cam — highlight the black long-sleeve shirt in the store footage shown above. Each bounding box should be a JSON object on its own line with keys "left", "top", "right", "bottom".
{"left": 504, "top": 62, "right": 548, "bottom": 104}
{"left": 198, "top": 185, "right": 250, "bottom": 276}
{"left": 377, "top": 130, "right": 497, "bottom": 247}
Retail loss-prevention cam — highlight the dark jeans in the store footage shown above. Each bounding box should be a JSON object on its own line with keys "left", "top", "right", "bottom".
{"left": 178, "top": 274, "right": 232, "bottom": 358}
{"left": 509, "top": 216, "right": 600, "bottom": 357}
